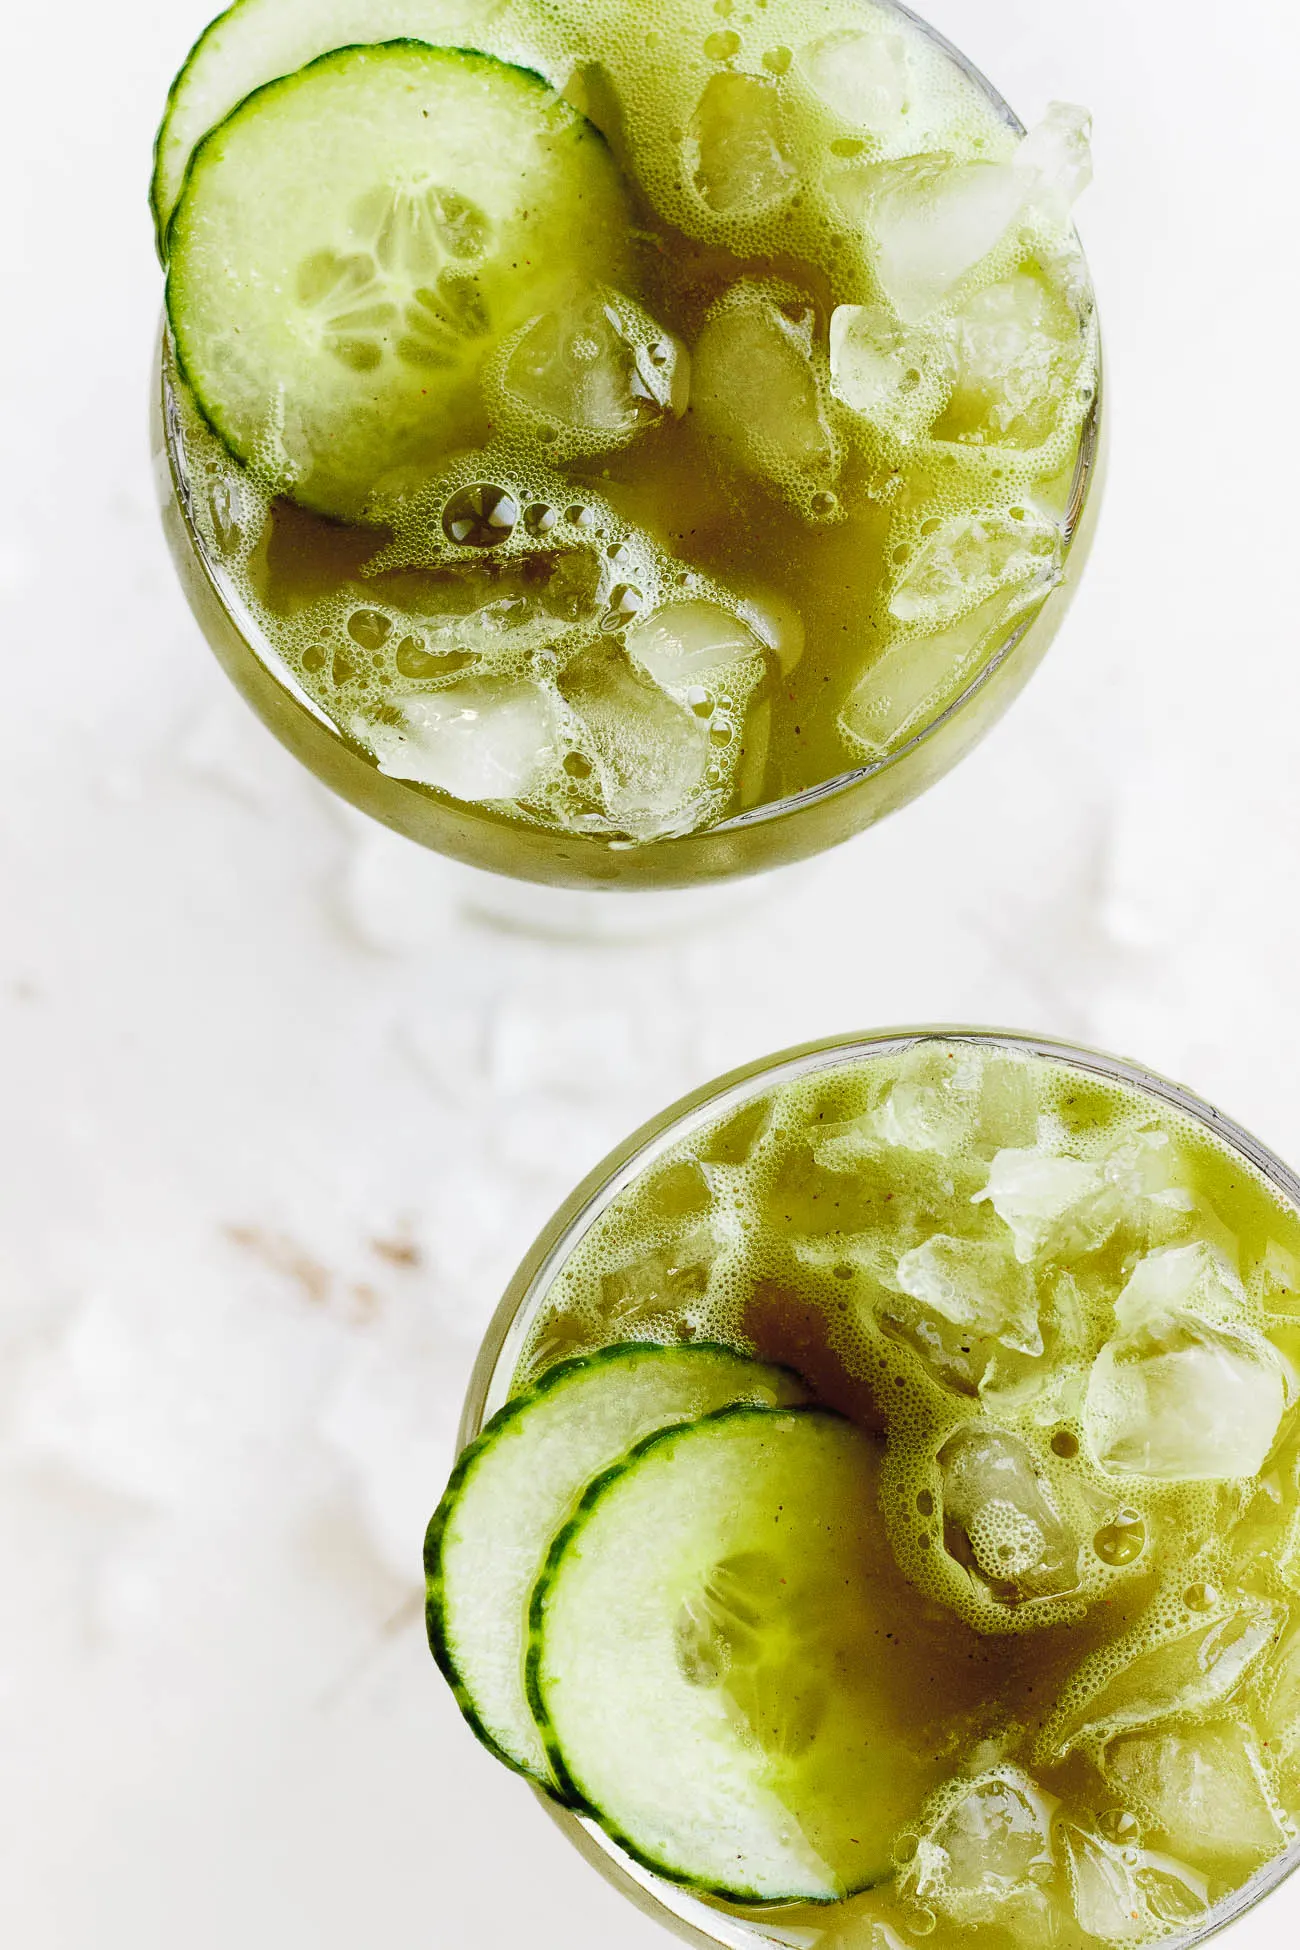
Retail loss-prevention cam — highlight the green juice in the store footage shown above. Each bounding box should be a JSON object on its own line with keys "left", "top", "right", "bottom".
{"left": 442, "top": 1036, "right": 1300, "bottom": 1948}
{"left": 156, "top": 0, "right": 1099, "bottom": 886}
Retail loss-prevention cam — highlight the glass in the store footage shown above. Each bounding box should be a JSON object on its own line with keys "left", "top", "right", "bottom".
{"left": 459, "top": 1026, "right": 1300, "bottom": 1950}
{"left": 152, "top": 0, "right": 1103, "bottom": 893}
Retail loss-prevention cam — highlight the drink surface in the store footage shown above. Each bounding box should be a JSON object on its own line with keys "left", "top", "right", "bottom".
{"left": 512, "top": 1039, "right": 1300, "bottom": 1947}
{"left": 161, "top": 0, "right": 1098, "bottom": 864}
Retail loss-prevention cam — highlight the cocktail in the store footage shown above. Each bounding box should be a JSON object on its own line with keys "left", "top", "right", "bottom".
{"left": 428, "top": 1029, "right": 1300, "bottom": 1947}
{"left": 152, "top": 0, "right": 1101, "bottom": 889}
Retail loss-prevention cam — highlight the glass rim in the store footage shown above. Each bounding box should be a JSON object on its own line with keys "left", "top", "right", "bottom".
{"left": 157, "top": 0, "right": 1104, "bottom": 858}
{"left": 461, "top": 1024, "right": 1300, "bottom": 1950}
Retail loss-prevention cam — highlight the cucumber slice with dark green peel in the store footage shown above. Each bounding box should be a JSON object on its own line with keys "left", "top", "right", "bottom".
{"left": 425, "top": 1345, "right": 805, "bottom": 1784}
{"left": 529, "top": 1405, "right": 953, "bottom": 1904}
{"left": 166, "top": 42, "right": 630, "bottom": 520}
{"left": 150, "top": 0, "right": 531, "bottom": 255}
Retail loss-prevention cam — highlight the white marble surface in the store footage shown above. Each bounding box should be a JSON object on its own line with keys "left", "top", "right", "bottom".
{"left": 4, "top": 0, "right": 1300, "bottom": 1943}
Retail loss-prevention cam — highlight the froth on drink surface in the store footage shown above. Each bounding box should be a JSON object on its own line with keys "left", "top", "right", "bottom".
{"left": 170, "top": 0, "right": 1098, "bottom": 849}
{"left": 519, "top": 1040, "right": 1300, "bottom": 1945}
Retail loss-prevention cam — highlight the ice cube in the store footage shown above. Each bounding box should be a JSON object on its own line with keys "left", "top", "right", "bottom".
{"left": 878, "top": 1306, "right": 990, "bottom": 1396}
{"left": 1225, "top": 1441, "right": 1300, "bottom": 1585}
{"left": 829, "top": 304, "right": 950, "bottom": 444}
{"left": 934, "top": 268, "right": 1086, "bottom": 451}
{"left": 560, "top": 642, "right": 716, "bottom": 839}
{"left": 1133, "top": 1853, "right": 1213, "bottom": 1928}
{"left": 1062, "top": 1825, "right": 1208, "bottom": 1941}
{"left": 625, "top": 600, "right": 764, "bottom": 689}
{"left": 975, "top": 1131, "right": 1197, "bottom": 1268}
{"left": 839, "top": 107, "right": 1092, "bottom": 322}
{"left": 598, "top": 1221, "right": 722, "bottom": 1332}
{"left": 698, "top": 1096, "right": 772, "bottom": 1168}
{"left": 975, "top": 1147, "right": 1106, "bottom": 1263}
{"left": 1061, "top": 1823, "right": 1144, "bottom": 1941}
{"left": 736, "top": 585, "right": 805, "bottom": 677}
{"left": 692, "top": 285, "right": 837, "bottom": 486}
{"left": 1113, "top": 1241, "right": 1245, "bottom": 1335}
{"left": 1104, "top": 1129, "right": 1198, "bottom": 1227}
{"left": 1016, "top": 103, "right": 1094, "bottom": 226}
{"left": 369, "top": 544, "right": 603, "bottom": 649}
{"left": 1044, "top": 1599, "right": 1281, "bottom": 1757}
{"left": 775, "top": 1136, "right": 936, "bottom": 1248}
{"left": 873, "top": 1040, "right": 985, "bottom": 1153}
{"left": 978, "top": 1059, "right": 1042, "bottom": 1155}
{"left": 1083, "top": 1309, "right": 1292, "bottom": 1480}
{"left": 365, "top": 678, "right": 557, "bottom": 801}
{"left": 689, "top": 71, "right": 797, "bottom": 216}
{"left": 495, "top": 286, "right": 688, "bottom": 447}
{"left": 1104, "top": 1721, "right": 1287, "bottom": 1866}
{"left": 840, "top": 584, "right": 1043, "bottom": 758}
{"left": 794, "top": 24, "right": 910, "bottom": 134}
{"left": 890, "top": 507, "right": 1062, "bottom": 628}
{"left": 905, "top": 1769, "right": 1055, "bottom": 1925}
{"left": 973, "top": 1127, "right": 1185, "bottom": 1268}
{"left": 939, "top": 1422, "right": 1080, "bottom": 1605}
{"left": 641, "top": 1159, "right": 715, "bottom": 1223}
{"left": 817, "top": 1044, "right": 1038, "bottom": 1164}
{"left": 840, "top": 154, "right": 1027, "bottom": 322}
{"left": 896, "top": 1235, "right": 1042, "bottom": 1356}
{"left": 885, "top": 1265, "right": 1079, "bottom": 1406}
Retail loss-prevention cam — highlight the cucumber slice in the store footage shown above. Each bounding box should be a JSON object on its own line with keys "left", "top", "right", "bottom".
{"left": 166, "top": 42, "right": 630, "bottom": 520}
{"left": 530, "top": 1405, "right": 950, "bottom": 1904}
{"left": 425, "top": 1345, "right": 805, "bottom": 1784}
{"left": 150, "top": 0, "right": 530, "bottom": 254}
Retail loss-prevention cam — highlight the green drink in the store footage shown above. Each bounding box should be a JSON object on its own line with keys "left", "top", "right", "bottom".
{"left": 429, "top": 1031, "right": 1300, "bottom": 1947}
{"left": 152, "top": 0, "right": 1100, "bottom": 888}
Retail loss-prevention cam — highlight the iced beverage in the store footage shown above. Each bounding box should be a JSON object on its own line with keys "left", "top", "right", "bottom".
{"left": 153, "top": 0, "right": 1100, "bottom": 887}
{"left": 429, "top": 1032, "right": 1300, "bottom": 1947}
